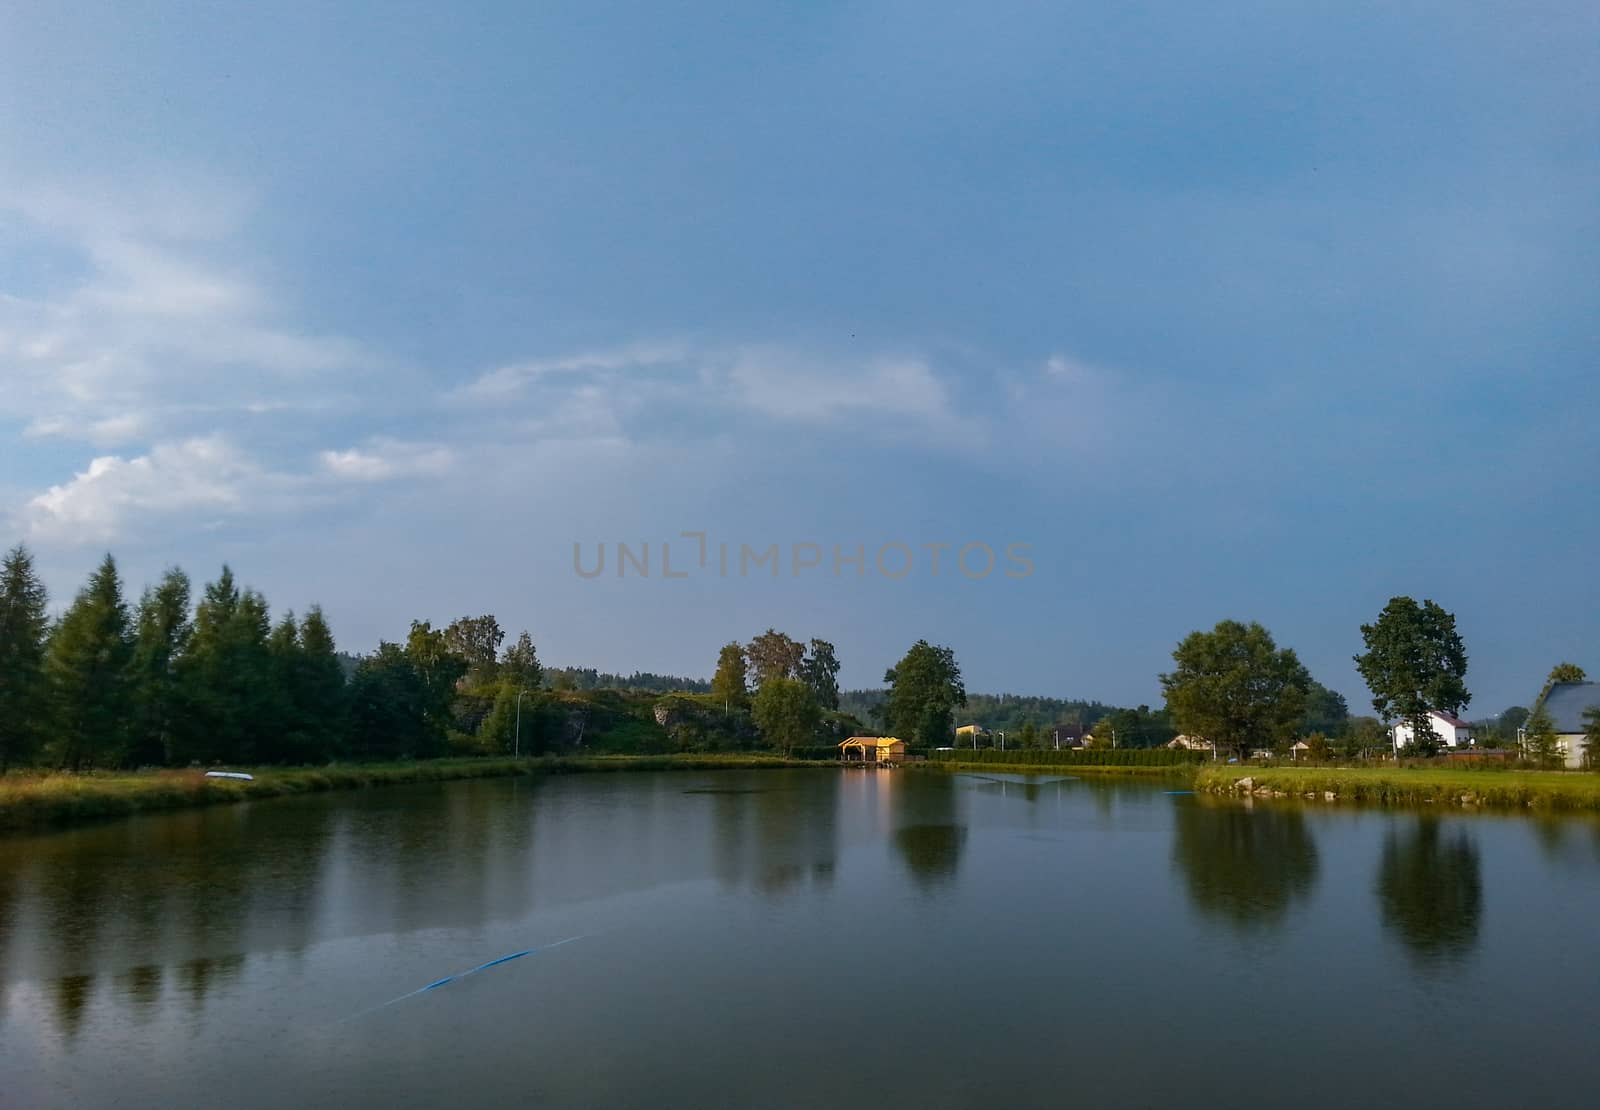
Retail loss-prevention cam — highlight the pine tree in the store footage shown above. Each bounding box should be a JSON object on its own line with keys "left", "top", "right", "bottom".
{"left": 44, "top": 555, "right": 133, "bottom": 769}
{"left": 798, "top": 639, "right": 841, "bottom": 710}
{"left": 0, "top": 545, "right": 50, "bottom": 771}
{"left": 127, "top": 568, "right": 192, "bottom": 767}
{"left": 295, "top": 606, "right": 349, "bottom": 760}
{"left": 172, "top": 567, "right": 276, "bottom": 765}
{"left": 1523, "top": 705, "right": 1562, "bottom": 769}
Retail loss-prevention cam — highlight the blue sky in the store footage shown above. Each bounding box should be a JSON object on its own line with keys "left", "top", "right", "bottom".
{"left": 2, "top": 1, "right": 1596, "bottom": 714}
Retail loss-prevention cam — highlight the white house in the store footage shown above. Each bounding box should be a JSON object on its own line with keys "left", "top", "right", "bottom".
{"left": 1536, "top": 682, "right": 1600, "bottom": 769}
{"left": 1391, "top": 710, "right": 1471, "bottom": 753}
{"left": 1167, "top": 735, "right": 1214, "bottom": 753}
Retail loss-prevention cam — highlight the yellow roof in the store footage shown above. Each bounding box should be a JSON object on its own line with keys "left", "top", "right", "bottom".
{"left": 839, "top": 736, "right": 907, "bottom": 748}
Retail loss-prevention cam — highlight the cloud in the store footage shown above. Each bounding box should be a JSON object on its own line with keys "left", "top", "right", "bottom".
{"left": 458, "top": 341, "right": 691, "bottom": 402}
{"left": 457, "top": 340, "right": 960, "bottom": 434}
{"left": 0, "top": 173, "right": 369, "bottom": 448}
{"left": 319, "top": 439, "right": 455, "bottom": 482}
{"left": 18, "top": 437, "right": 294, "bottom": 545}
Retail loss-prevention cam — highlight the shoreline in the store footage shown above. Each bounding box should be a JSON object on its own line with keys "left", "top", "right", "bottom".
{"left": 1195, "top": 765, "right": 1600, "bottom": 812}
{"left": 0, "top": 754, "right": 823, "bottom": 836}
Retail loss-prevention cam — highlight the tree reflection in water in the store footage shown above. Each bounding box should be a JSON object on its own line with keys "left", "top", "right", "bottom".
{"left": 1376, "top": 817, "right": 1482, "bottom": 966}
{"left": 890, "top": 772, "right": 967, "bottom": 891}
{"left": 1172, "top": 801, "right": 1319, "bottom": 930}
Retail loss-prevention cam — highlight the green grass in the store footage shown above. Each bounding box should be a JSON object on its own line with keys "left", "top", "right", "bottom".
{"left": 1197, "top": 765, "right": 1600, "bottom": 811}
{"left": 0, "top": 753, "right": 821, "bottom": 835}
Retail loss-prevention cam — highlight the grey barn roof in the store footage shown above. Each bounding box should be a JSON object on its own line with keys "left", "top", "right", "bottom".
{"left": 1541, "top": 682, "right": 1600, "bottom": 733}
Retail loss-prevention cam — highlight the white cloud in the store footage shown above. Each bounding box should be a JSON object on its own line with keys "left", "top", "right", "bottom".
{"left": 0, "top": 173, "right": 368, "bottom": 447}
{"left": 457, "top": 341, "right": 690, "bottom": 401}
{"left": 319, "top": 439, "right": 455, "bottom": 482}
{"left": 457, "top": 340, "right": 959, "bottom": 435}
{"left": 19, "top": 437, "right": 293, "bottom": 545}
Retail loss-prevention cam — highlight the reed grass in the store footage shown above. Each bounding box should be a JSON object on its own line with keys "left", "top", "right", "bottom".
{"left": 0, "top": 754, "right": 819, "bottom": 834}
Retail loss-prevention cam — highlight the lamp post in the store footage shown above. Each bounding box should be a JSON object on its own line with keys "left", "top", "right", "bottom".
{"left": 514, "top": 688, "right": 528, "bottom": 758}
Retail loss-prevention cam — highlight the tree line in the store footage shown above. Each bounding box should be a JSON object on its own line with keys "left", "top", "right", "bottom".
{"left": 0, "top": 546, "right": 546, "bottom": 770}
{"left": 5, "top": 544, "right": 1592, "bottom": 771}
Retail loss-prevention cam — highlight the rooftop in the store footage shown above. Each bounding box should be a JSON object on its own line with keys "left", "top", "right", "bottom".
{"left": 1540, "top": 683, "right": 1600, "bottom": 734}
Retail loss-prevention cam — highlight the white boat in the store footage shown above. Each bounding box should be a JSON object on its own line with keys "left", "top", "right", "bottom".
{"left": 204, "top": 771, "right": 255, "bottom": 781}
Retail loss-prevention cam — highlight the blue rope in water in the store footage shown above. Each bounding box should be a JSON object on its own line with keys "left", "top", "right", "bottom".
{"left": 344, "top": 935, "right": 587, "bottom": 1022}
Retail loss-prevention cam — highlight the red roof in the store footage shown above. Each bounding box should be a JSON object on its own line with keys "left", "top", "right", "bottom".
{"left": 1431, "top": 710, "right": 1470, "bottom": 728}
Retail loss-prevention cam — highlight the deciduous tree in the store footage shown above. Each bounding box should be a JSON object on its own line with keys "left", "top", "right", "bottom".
{"left": 1354, "top": 597, "right": 1469, "bottom": 757}
{"left": 882, "top": 640, "right": 966, "bottom": 746}
{"left": 711, "top": 642, "right": 749, "bottom": 711}
{"left": 1160, "top": 620, "right": 1310, "bottom": 761}
{"left": 751, "top": 677, "right": 820, "bottom": 754}
{"left": 746, "top": 629, "right": 804, "bottom": 688}
{"left": 444, "top": 615, "right": 504, "bottom": 686}
{"left": 500, "top": 630, "right": 542, "bottom": 689}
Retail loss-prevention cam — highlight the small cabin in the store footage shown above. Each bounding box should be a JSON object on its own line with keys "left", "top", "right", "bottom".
{"left": 839, "top": 736, "right": 908, "bottom": 763}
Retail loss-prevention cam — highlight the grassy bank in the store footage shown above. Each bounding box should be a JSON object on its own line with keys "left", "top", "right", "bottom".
{"left": 924, "top": 761, "right": 1196, "bottom": 778}
{"left": 0, "top": 754, "right": 819, "bottom": 835}
{"left": 1196, "top": 765, "right": 1600, "bottom": 812}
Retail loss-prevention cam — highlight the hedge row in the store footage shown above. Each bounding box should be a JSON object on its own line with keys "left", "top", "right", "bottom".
{"left": 928, "top": 747, "right": 1205, "bottom": 767}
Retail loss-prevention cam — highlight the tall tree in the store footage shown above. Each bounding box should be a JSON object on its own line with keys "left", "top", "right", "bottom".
{"left": 44, "top": 555, "right": 133, "bottom": 769}
{"left": 1538, "top": 662, "right": 1588, "bottom": 705}
{"left": 500, "top": 630, "right": 542, "bottom": 689}
{"left": 746, "top": 629, "right": 805, "bottom": 688}
{"left": 126, "top": 568, "right": 192, "bottom": 767}
{"left": 349, "top": 642, "right": 428, "bottom": 759}
{"left": 443, "top": 614, "right": 504, "bottom": 686}
{"left": 171, "top": 567, "right": 276, "bottom": 765}
{"left": 405, "top": 620, "right": 468, "bottom": 757}
{"left": 798, "top": 639, "right": 841, "bottom": 710}
{"left": 882, "top": 640, "right": 967, "bottom": 746}
{"left": 1354, "top": 597, "right": 1469, "bottom": 756}
{"left": 711, "top": 642, "right": 749, "bottom": 712}
{"left": 1522, "top": 705, "right": 1561, "bottom": 768}
{"left": 1160, "top": 620, "right": 1310, "bottom": 761}
{"left": 1018, "top": 720, "right": 1040, "bottom": 749}
{"left": 751, "top": 676, "right": 820, "bottom": 754}
{"left": 1298, "top": 681, "right": 1350, "bottom": 737}
{"left": 0, "top": 545, "right": 50, "bottom": 771}
{"left": 290, "top": 606, "right": 348, "bottom": 761}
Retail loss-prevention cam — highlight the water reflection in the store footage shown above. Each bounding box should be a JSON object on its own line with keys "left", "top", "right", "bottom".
{"left": 1376, "top": 818, "right": 1482, "bottom": 966}
{"left": 1529, "top": 816, "right": 1600, "bottom": 871}
{"left": 889, "top": 772, "right": 966, "bottom": 890}
{"left": 707, "top": 776, "right": 839, "bottom": 896}
{"left": 1172, "top": 801, "right": 1319, "bottom": 930}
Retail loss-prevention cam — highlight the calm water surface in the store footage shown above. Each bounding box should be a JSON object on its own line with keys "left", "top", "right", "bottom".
{"left": 3, "top": 769, "right": 1599, "bottom": 1108}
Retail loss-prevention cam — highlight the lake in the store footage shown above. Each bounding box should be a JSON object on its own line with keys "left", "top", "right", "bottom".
{"left": 3, "top": 768, "right": 1599, "bottom": 1108}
